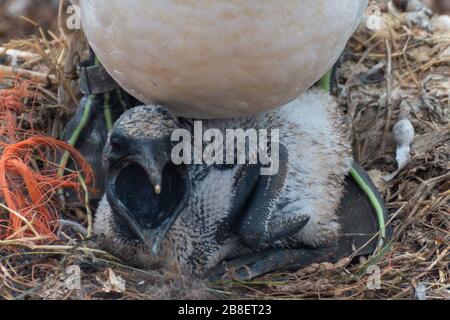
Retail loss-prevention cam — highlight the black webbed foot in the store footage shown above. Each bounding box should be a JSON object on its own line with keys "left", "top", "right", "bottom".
{"left": 238, "top": 144, "right": 310, "bottom": 249}
{"left": 209, "top": 246, "right": 337, "bottom": 281}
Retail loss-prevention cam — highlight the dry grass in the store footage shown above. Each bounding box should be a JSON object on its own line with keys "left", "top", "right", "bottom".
{"left": 0, "top": 2, "right": 448, "bottom": 300}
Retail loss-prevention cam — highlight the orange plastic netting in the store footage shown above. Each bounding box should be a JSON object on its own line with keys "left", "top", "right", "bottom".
{"left": 0, "top": 78, "right": 93, "bottom": 242}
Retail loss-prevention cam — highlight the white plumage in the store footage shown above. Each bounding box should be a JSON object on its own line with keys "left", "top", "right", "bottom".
{"left": 80, "top": 0, "right": 368, "bottom": 118}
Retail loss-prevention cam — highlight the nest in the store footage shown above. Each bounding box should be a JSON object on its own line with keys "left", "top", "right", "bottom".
{"left": 0, "top": 1, "right": 448, "bottom": 300}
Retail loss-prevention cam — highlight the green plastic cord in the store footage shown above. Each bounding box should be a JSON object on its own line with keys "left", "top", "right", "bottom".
{"left": 349, "top": 167, "right": 387, "bottom": 251}
{"left": 103, "top": 92, "right": 113, "bottom": 132}
{"left": 58, "top": 96, "right": 94, "bottom": 177}
{"left": 68, "top": 96, "right": 94, "bottom": 147}
{"left": 317, "top": 70, "right": 332, "bottom": 92}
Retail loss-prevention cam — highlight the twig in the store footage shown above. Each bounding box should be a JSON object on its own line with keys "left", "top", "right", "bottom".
{"left": 0, "top": 47, "right": 39, "bottom": 60}
{"left": 0, "top": 203, "right": 42, "bottom": 239}
{"left": 380, "top": 37, "right": 393, "bottom": 157}
{"left": 0, "top": 65, "right": 57, "bottom": 85}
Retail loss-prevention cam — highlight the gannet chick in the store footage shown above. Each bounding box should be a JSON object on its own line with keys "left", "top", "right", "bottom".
{"left": 95, "top": 89, "right": 389, "bottom": 279}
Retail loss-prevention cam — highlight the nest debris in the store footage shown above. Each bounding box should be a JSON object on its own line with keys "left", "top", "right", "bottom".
{"left": 0, "top": 1, "right": 449, "bottom": 300}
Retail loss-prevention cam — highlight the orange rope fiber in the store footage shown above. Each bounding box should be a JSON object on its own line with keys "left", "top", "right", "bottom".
{"left": 0, "top": 78, "right": 94, "bottom": 242}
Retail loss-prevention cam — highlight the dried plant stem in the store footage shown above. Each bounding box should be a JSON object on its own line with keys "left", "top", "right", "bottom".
{"left": 0, "top": 65, "right": 57, "bottom": 84}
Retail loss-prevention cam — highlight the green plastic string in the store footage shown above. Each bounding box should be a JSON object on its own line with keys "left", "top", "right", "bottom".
{"left": 317, "top": 70, "right": 332, "bottom": 92}
{"left": 349, "top": 167, "right": 387, "bottom": 251}
{"left": 58, "top": 96, "right": 94, "bottom": 178}
{"left": 103, "top": 92, "right": 113, "bottom": 132}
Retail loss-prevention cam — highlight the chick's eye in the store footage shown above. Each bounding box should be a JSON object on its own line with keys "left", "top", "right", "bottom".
{"left": 109, "top": 136, "right": 127, "bottom": 154}
{"left": 110, "top": 142, "right": 122, "bottom": 153}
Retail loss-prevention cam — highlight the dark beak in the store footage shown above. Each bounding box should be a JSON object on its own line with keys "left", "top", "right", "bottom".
{"left": 106, "top": 143, "right": 188, "bottom": 256}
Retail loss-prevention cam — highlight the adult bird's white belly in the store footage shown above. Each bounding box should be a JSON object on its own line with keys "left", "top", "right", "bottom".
{"left": 80, "top": 0, "right": 368, "bottom": 119}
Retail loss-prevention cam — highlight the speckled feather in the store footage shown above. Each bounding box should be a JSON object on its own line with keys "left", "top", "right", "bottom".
{"left": 95, "top": 89, "right": 352, "bottom": 276}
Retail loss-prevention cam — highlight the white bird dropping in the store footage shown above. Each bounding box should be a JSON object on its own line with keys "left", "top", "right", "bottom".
{"left": 393, "top": 119, "right": 415, "bottom": 167}
{"left": 384, "top": 104, "right": 415, "bottom": 181}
